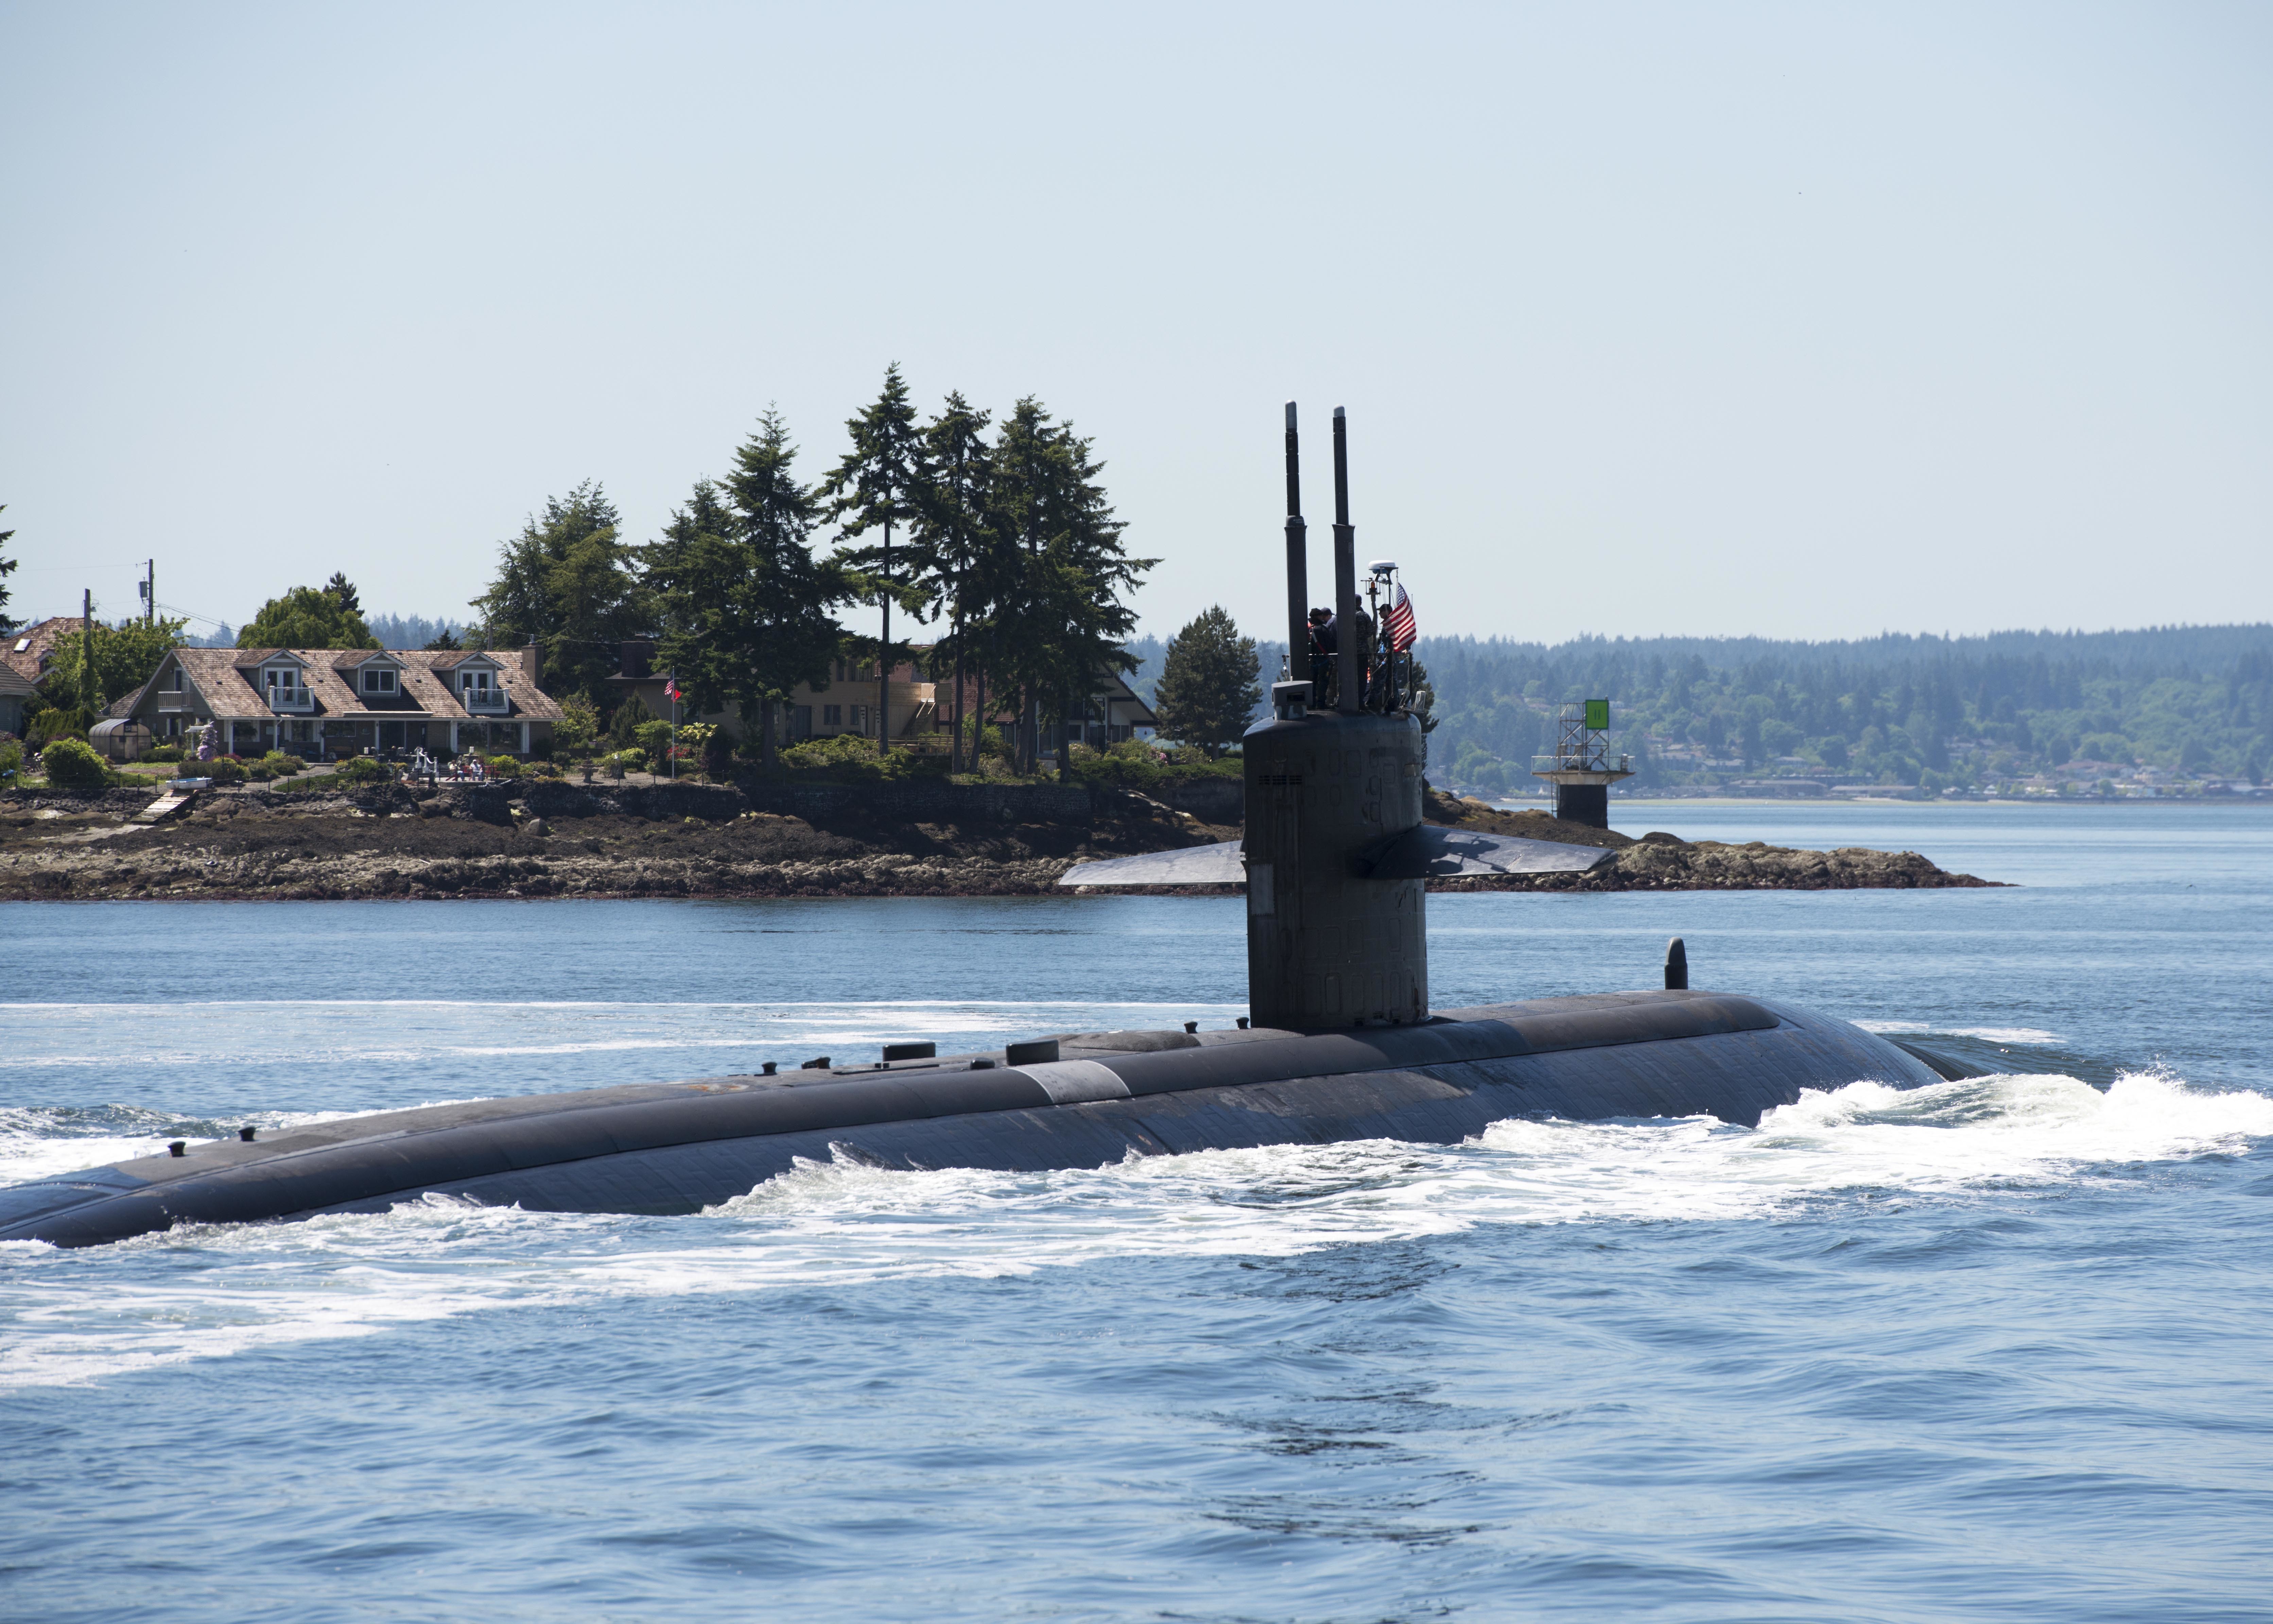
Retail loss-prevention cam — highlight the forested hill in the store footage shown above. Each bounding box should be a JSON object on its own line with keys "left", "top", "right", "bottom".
{"left": 1410, "top": 624, "right": 2273, "bottom": 798}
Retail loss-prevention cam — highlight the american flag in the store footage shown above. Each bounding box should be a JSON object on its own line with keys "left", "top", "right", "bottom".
{"left": 663, "top": 675, "right": 682, "bottom": 702}
{"left": 1384, "top": 582, "right": 1418, "bottom": 652}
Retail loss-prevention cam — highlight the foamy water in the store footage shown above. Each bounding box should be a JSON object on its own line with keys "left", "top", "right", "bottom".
{"left": 7, "top": 1070, "right": 2263, "bottom": 1391}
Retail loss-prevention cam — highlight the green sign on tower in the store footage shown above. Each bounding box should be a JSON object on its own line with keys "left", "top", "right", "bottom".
{"left": 1584, "top": 698, "right": 1610, "bottom": 731}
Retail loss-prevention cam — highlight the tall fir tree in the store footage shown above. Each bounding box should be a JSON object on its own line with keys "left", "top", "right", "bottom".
{"left": 987, "top": 398, "right": 1155, "bottom": 775}
{"left": 821, "top": 365, "right": 930, "bottom": 749}
{"left": 648, "top": 412, "right": 845, "bottom": 769}
{"left": 914, "top": 392, "right": 993, "bottom": 771}
{"left": 471, "top": 482, "right": 650, "bottom": 699}
{"left": 1153, "top": 607, "right": 1262, "bottom": 757}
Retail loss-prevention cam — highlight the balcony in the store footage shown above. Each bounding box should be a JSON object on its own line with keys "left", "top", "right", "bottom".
{"left": 459, "top": 687, "right": 510, "bottom": 713}
{"left": 265, "top": 687, "right": 316, "bottom": 713}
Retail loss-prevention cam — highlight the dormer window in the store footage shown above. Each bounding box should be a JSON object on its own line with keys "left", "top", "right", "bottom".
{"left": 362, "top": 668, "right": 397, "bottom": 695}
{"left": 462, "top": 670, "right": 491, "bottom": 696}
{"left": 265, "top": 668, "right": 302, "bottom": 699}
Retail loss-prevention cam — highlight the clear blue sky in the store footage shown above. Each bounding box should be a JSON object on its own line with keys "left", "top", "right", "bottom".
{"left": 2, "top": 2, "right": 2267, "bottom": 645}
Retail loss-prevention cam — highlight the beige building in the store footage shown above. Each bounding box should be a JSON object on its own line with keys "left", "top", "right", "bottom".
{"left": 605, "top": 641, "right": 937, "bottom": 745}
{"left": 598, "top": 639, "right": 1156, "bottom": 754}
{"left": 115, "top": 644, "right": 561, "bottom": 760}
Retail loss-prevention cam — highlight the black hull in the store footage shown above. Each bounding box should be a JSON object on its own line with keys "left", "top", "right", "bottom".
{"left": 0, "top": 991, "right": 1941, "bottom": 1249}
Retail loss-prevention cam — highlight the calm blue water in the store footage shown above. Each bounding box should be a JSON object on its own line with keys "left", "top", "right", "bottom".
{"left": 4, "top": 804, "right": 2271, "bottom": 1622}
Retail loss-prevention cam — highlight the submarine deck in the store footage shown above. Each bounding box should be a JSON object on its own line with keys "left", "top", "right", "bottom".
{"left": 0, "top": 990, "right": 1942, "bottom": 1249}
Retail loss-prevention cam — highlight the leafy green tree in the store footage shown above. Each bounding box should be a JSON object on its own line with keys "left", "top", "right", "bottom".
{"left": 554, "top": 694, "right": 600, "bottom": 757}
{"left": 0, "top": 506, "right": 17, "bottom": 634}
{"left": 471, "top": 482, "right": 650, "bottom": 699}
{"left": 649, "top": 412, "right": 846, "bottom": 770}
{"left": 239, "top": 587, "right": 380, "bottom": 651}
{"left": 47, "top": 615, "right": 191, "bottom": 709}
{"left": 821, "top": 366, "right": 930, "bottom": 748}
{"left": 1153, "top": 607, "right": 1261, "bottom": 757}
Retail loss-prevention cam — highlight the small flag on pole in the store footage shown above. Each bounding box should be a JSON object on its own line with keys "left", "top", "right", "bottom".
{"left": 663, "top": 676, "right": 681, "bottom": 703}
{"left": 1385, "top": 582, "right": 1418, "bottom": 652}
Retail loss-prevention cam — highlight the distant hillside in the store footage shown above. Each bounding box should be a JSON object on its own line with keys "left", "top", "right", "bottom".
{"left": 1413, "top": 624, "right": 2273, "bottom": 797}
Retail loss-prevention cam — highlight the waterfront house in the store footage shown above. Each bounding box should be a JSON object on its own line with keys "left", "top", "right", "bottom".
{"left": 115, "top": 644, "right": 561, "bottom": 760}
{"left": 2, "top": 617, "right": 85, "bottom": 687}
{"left": 606, "top": 640, "right": 940, "bottom": 745}
{"left": 0, "top": 661, "right": 33, "bottom": 738}
{"left": 601, "top": 639, "right": 1154, "bottom": 752}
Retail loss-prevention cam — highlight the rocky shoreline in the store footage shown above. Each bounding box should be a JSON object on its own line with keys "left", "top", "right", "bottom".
{"left": 0, "top": 780, "right": 1999, "bottom": 902}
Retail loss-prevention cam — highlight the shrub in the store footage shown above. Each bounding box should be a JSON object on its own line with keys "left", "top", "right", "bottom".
{"left": 1061, "top": 737, "right": 1241, "bottom": 794}
{"left": 42, "top": 738, "right": 113, "bottom": 788}
{"left": 485, "top": 754, "right": 521, "bottom": 779}
{"left": 205, "top": 755, "right": 248, "bottom": 785}
{"left": 633, "top": 720, "right": 674, "bottom": 771}
{"left": 0, "top": 739, "right": 23, "bottom": 782}
{"left": 778, "top": 732, "right": 925, "bottom": 781}
{"left": 700, "top": 725, "right": 736, "bottom": 780}
{"left": 334, "top": 755, "right": 392, "bottom": 786}
{"left": 261, "top": 750, "right": 306, "bottom": 777}
{"left": 30, "top": 706, "right": 93, "bottom": 746}
{"left": 522, "top": 758, "right": 562, "bottom": 779}
{"left": 144, "top": 743, "right": 187, "bottom": 764}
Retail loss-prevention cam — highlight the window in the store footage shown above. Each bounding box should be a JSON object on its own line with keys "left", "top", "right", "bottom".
{"left": 462, "top": 670, "right": 491, "bottom": 694}
{"left": 822, "top": 704, "right": 842, "bottom": 727}
{"left": 362, "top": 668, "right": 397, "bottom": 694}
{"left": 849, "top": 705, "right": 869, "bottom": 732}
{"left": 172, "top": 670, "right": 185, "bottom": 692}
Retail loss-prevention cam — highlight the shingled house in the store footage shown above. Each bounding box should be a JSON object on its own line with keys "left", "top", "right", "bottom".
{"left": 116, "top": 644, "right": 561, "bottom": 761}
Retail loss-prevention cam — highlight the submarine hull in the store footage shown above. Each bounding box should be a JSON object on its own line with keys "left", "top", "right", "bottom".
{"left": 0, "top": 991, "right": 1940, "bottom": 1249}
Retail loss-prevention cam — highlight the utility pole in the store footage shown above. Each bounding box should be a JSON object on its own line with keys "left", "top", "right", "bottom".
{"left": 141, "top": 559, "right": 154, "bottom": 625}
{"left": 82, "top": 588, "right": 98, "bottom": 710}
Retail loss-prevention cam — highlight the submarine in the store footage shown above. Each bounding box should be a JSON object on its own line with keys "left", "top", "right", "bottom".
{"left": 0, "top": 405, "right": 1944, "bottom": 1250}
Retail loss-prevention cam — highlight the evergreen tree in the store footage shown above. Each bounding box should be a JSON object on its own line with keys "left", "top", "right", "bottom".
{"left": 471, "top": 482, "right": 650, "bottom": 698}
{"left": 0, "top": 506, "right": 17, "bottom": 634}
{"left": 821, "top": 365, "right": 930, "bottom": 748}
{"left": 647, "top": 413, "right": 845, "bottom": 769}
{"left": 913, "top": 393, "right": 993, "bottom": 771}
{"left": 239, "top": 587, "right": 380, "bottom": 651}
{"left": 324, "top": 572, "right": 361, "bottom": 616}
{"left": 1153, "top": 607, "right": 1262, "bottom": 757}
{"left": 986, "top": 398, "right": 1156, "bottom": 776}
